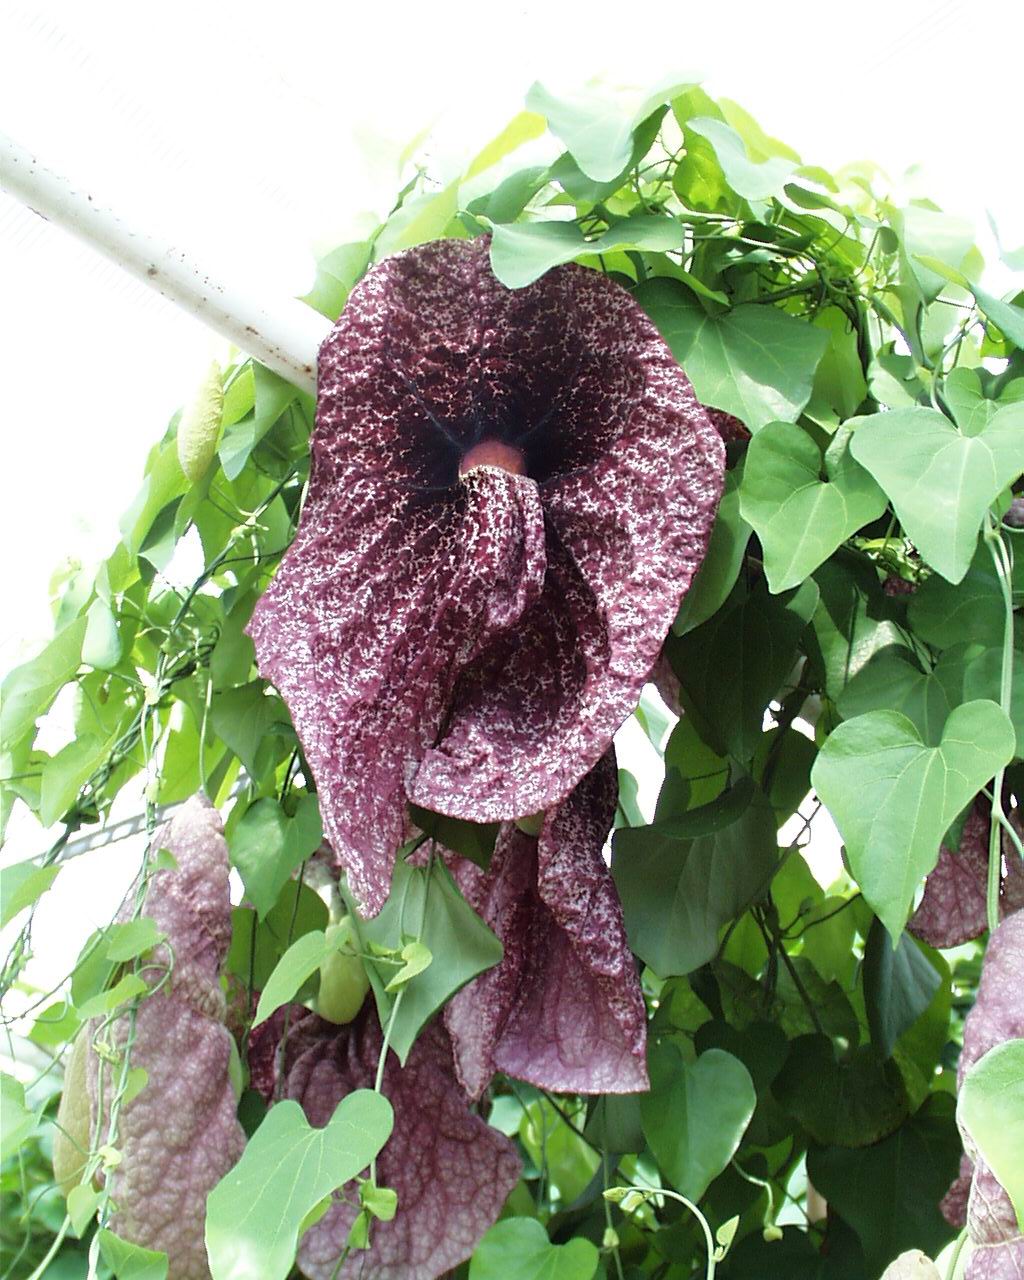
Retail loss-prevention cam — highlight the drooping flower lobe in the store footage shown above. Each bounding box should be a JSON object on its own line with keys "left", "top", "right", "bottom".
{"left": 444, "top": 750, "right": 648, "bottom": 1097}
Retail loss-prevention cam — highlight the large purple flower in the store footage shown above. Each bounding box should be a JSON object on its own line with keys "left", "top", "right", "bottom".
{"left": 444, "top": 750, "right": 648, "bottom": 1096}
{"left": 250, "top": 1005, "right": 521, "bottom": 1280}
{"left": 248, "top": 238, "right": 724, "bottom": 914}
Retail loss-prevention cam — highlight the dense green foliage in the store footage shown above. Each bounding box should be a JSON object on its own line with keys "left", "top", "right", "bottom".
{"left": 2, "top": 77, "right": 1023, "bottom": 1280}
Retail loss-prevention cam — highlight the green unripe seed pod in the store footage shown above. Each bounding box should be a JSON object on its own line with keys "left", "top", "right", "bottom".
{"left": 316, "top": 918, "right": 370, "bottom": 1025}
{"left": 514, "top": 810, "right": 545, "bottom": 837}
{"left": 53, "top": 1034, "right": 93, "bottom": 1197}
{"left": 176, "top": 360, "right": 224, "bottom": 482}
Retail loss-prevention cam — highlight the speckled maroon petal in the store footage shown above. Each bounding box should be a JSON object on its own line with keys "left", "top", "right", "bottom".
{"left": 445, "top": 752, "right": 648, "bottom": 1097}
{"left": 910, "top": 804, "right": 1024, "bottom": 949}
{"left": 87, "top": 796, "right": 245, "bottom": 1280}
{"left": 650, "top": 651, "right": 682, "bottom": 717}
{"left": 248, "top": 239, "right": 723, "bottom": 913}
{"left": 947, "top": 913, "right": 1024, "bottom": 1279}
{"left": 269, "top": 1007, "right": 520, "bottom": 1280}
{"left": 249, "top": 464, "right": 546, "bottom": 916}
{"left": 957, "top": 912, "right": 1024, "bottom": 1086}
{"left": 964, "top": 1159, "right": 1024, "bottom": 1279}
{"left": 943, "top": 1154, "right": 973, "bottom": 1229}
{"left": 705, "top": 406, "right": 751, "bottom": 445}
{"left": 409, "top": 259, "right": 723, "bottom": 822}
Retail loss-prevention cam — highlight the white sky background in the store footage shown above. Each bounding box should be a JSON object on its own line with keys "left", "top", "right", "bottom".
{"left": 0, "top": 0, "right": 1021, "bottom": 987}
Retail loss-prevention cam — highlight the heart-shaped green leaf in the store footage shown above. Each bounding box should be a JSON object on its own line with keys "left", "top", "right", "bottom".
{"left": 673, "top": 467, "right": 751, "bottom": 636}
{"left": 943, "top": 368, "right": 998, "bottom": 435}
{"left": 863, "top": 920, "right": 942, "bottom": 1059}
{"left": 613, "top": 791, "right": 777, "bottom": 977}
{"left": 230, "top": 794, "right": 323, "bottom": 919}
{"left": 807, "top": 1094, "right": 962, "bottom": 1278}
{"left": 526, "top": 76, "right": 693, "bottom": 182}
{"left": 210, "top": 681, "right": 289, "bottom": 780}
{"left": 252, "top": 929, "right": 336, "bottom": 1027}
{"left": 637, "top": 279, "right": 829, "bottom": 430}
{"left": 39, "top": 733, "right": 118, "bottom": 827}
{"left": 913, "top": 254, "right": 1024, "bottom": 348}
{"left": 1, "top": 861, "right": 60, "bottom": 929}
{"left": 963, "top": 645, "right": 1024, "bottom": 749}
{"left": 973, "top": 288, "right": 1024, "bottom": 348}
{"left": 740, "top": 422, "right": 887, "bottom": 591}
{"left": 809, "top": 553, "right": 906, "bottom": 699}
{"left": 686, "top": 117, "right": 796, "bottom": 201}
{"left": 1, "top": 616, "right": 87, "bottom": 751}
{"left": 0, "top": 1074, "right": 36, "bottom": 1163}
{"left": 407, "top": 804, "right": 499, "bottom": 871}
{"left": 899, "top": 209, "right": 974, "bottom": 305}
{"left": 490, "top": 214, "right": 682, "bottom": 288}
{"left": 205, "top": 1092, "right": 393, "bottom": 1280}
{"left": 103, "top": 918, "right": 165, "bottom": 963}
{"left": 668, "top": 577, "right": 818, "bottom": 761}
{"left": 958, "top": 1039, "right": 1024, "bottom": 1229}
{"left": 811, "top": 701, "right": 1015, "bottom": 939}
{"left": 360, "top": 858, "right": 503, "bottom": 1064}
{"left": 640, "top": 1043, "right": 756, "bottom": 1200}
{"left": 469, "top": 1217, "right": 599, "bottom": 1280}
{"left": 82, "top": 598, "right": 122, "bottom": 670}
{"left": 908, "top": 542, "right": 1016, "bottom": 650}
{"left": 773, "top": 1036, "right": 910, "bottom": 1146}
{"left": 96, "top": 1230, "right": 168, "bottom": 1280}
{"left": 850, "top": 404, "right": 1024, "bottom": 583}
{"left": 836, "top": 645, "right": 970, "bottom": 746}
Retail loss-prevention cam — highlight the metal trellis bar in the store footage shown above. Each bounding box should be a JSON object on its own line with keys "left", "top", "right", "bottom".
{"left": 0, "top": 130, "right": 332, "bottom": 394}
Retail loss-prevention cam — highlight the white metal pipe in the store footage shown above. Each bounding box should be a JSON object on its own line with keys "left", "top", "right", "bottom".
{"left": 0, "top": 131, "right": 332, "bottom": 394}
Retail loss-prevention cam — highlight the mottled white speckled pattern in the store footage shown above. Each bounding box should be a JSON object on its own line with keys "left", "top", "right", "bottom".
{"left": 909, "top": 802, "right": 1024, "bottom": 948}
{"left": 943, "top": 914, "right": 1024, "bottom": 1277}
{"left": 86, "top": 796, "right": 245, "bottom": 1280}
{"left": 445, "top": 750, "right": 648, "bottom": 1097}
{"left": 248, "top": 238, "right": 724, "bottom": 915}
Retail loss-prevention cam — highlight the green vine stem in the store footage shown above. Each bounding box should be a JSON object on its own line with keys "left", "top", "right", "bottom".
{"left": 980, "top": 787, "right": 1024, "bottom": 859}
{"left": 23, "top": 1216, "right": 72, "bottom": 1280}
{"left": 604, "top": 1184, "right": 728, "bottom": 1280}
{"left": 0, "top": 462, "right": 301, "bottom": 1007}
{"left": 945, "top": 1226, "right": 970, "bottom": 1280}
{"left": 983, "top": 516, "right": 1016, "bottom": 933}
{"left": 730, "top": 1159, "right": 782, "bottom": 1240}
{"left": 602, "top": 1153, "right": 626, "bottom": 1280}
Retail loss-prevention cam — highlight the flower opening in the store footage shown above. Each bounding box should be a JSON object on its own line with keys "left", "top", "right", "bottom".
{"left": 248, "top": 237, "right": 725, "bottom": 914}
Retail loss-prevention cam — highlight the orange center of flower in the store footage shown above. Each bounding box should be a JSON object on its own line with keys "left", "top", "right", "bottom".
{"left": 458, "top": 440, "right": 527, "bottom": 478}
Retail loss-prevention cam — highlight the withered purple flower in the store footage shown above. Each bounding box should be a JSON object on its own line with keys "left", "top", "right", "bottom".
{"left": 941, "top": 911, "right": 1024, "bottom": 1278}
{"left": 86, "top": 795, "right": 245, "bottom": 1280}
{"left": 444, "top": 750, "right": 648, "bottom": 1096}
{"left": 250, "top": 1005, "right": 521, "bottom": 1280}
{"left": 248, "top": 238, "right": 724, "bottom": 915}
